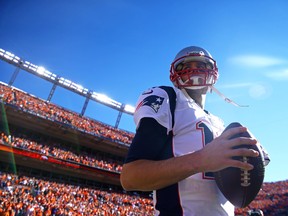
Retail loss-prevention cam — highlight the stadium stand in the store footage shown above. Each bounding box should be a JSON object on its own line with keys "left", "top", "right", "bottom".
{"left": 1, "top": 82, "right": 288, "bottom": 215}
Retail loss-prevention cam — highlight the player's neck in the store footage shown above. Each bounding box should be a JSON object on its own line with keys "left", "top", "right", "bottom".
{"left": 183, "top": 89, "right": 206, "bottom": 109}
{"left": 194, "top": 96, "right": 205, "bottom": 109}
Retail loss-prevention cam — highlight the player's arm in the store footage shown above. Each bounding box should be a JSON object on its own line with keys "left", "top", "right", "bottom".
{"left": 120, "top": 118, "right": 259, "bottom": 191}
{"left": 120, "top": 117, "right": 197, "bottom": 191}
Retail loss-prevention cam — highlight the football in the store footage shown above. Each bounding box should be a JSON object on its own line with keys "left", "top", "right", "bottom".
{"left": 214, "top": 122, "right": 265, "bottom": 208}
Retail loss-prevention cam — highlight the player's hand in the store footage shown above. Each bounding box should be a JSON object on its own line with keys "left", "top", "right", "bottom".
{"left": 199, "top": 126, "right": 259, "bottom": 172}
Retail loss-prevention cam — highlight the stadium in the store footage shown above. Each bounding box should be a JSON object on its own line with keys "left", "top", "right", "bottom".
{"left": 0, "top": 49, "right": 287, "bottom": 215}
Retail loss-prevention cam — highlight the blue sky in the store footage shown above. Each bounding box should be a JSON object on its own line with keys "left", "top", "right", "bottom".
{"left": 1, "top": 0, "right": 287, "bottom": 183}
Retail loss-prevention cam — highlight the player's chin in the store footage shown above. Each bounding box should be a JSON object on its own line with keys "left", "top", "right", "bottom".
{"left": 185, "top": 86, "right": 209, "bottom": 94}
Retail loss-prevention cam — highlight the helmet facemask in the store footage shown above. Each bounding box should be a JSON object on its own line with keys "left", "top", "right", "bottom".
{"left": 170, "top": 52, "right": 218, "bottom": 90}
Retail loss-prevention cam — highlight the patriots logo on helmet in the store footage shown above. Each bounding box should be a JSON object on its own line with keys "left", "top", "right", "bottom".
{"left": 136, "top": 95, "right": 164, "bottom": 113}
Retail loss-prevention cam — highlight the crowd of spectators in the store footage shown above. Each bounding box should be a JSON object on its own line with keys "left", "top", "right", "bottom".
{"left": 0, "top": 130, "right": 123, "bottom": 173}
{"left": 0, "top": 82, "right": 134, "bottom": 145}
{"left": 0, "top": 171, "right": 154, "bottom": 215}
{"left": 0, "top": 169, "right": 287, "bottom": 215}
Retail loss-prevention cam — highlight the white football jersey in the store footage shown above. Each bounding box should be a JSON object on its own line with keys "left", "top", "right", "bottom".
{"left": 134, "top": 86, "right": 234, "bottom": 216}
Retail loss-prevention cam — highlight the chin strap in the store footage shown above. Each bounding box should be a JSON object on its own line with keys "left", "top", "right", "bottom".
{"left": 210, "top": 86, "right": 249, "bottom": 107}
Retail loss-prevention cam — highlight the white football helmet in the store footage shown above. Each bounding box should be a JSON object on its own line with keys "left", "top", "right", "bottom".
{"left": 170, "top": 46, "right": 218, "bottom": 89}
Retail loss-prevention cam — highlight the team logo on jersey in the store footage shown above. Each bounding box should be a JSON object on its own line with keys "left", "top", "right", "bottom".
{"left": 136, "top": 95, "right": 164, "bottom": 113}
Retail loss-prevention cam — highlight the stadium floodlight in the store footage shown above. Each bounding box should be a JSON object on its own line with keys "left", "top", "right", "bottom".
{"left": 36, "top": 66, "right": 46, "bottom": 75}
{"left": 82, "top": 88, "right": 89, "bottom": 94}
{"left": 94, "top": 93, "right": 108, "bottom": 102}
{"left": 42, "top": 70, "right": 57, "bottom": 80}
{"left": 26, "top": 62, "right": 38, "bottom": 72}
{"left": 91, "top": 92, "right": 122, "bottom": 108}
{"left": 94, "top": 93, "right": 113, "bottom": 104}
{"left": 23, "top": 61, "right": 31, "bottom": 68}
{"left": 58, "top": 78, "right": 72, "bottom": 87}
{"left": 13, "top": 56, "right": 20, "bottom": 64}
{"left": 124, "top": 104, "right": 135, "bottom": 114}
{"left": 0, "top": 49, "right": 19, "bottom": 64}
{"left": 0, "top": 47, "right": 136, "bottom": 117}
{"left": 71, "top": 82, "right": 85, "bottom": 93}
{"left": 3, "top": 52, "right": 14, "bottom": 61}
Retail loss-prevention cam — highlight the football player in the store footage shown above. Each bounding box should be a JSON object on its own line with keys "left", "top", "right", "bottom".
{"left": 120, "top": 46, "right": 262, "bottom": 215}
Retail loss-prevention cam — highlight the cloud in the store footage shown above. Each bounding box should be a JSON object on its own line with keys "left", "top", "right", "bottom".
{"left": 249, "top": 83, "right": 272, "bottom": 99}
{"left": 266, "top": 69, "right": 288, "bottom": 80}
{"left": 229, "top": 55, "right": 285, "bottom": 67}
{"left": 218, "top": 82, "right": 272, "bottom": 99}
{"left": 219, "top": 82, "right": 253, "bottom": 89}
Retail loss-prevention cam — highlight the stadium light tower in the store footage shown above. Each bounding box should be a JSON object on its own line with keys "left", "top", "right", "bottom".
{"left": 0, "top": 48, "right": 135, "bottom": 128}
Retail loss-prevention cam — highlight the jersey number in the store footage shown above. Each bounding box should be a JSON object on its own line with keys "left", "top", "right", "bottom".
{"left": 197, "top": 122, "right": 214, "bottom": 179}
